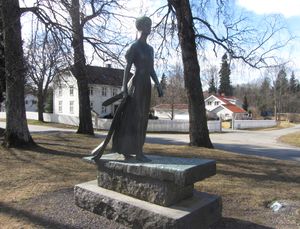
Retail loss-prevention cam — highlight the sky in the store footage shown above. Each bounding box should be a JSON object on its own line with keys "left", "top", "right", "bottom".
{"left": 234, "top": 0, "right": 300, "bottom": 83}
{"left": 20, "top": 0, "right": 300, "bottom": 87}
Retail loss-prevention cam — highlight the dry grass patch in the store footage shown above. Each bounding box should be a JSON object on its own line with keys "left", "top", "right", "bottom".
{"left": 0, "top": 132, "right": 299, "bottom": 228}
{"left": 245, "top": 121, "right": 295, "bottom": 131}
{"left": 144, "top": 144, "right": 300, "bottom": 227}
{"left": 279, "top": 131, "right": 300, "bottom": 148}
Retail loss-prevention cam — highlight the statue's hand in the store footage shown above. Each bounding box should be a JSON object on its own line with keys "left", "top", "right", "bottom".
{"left": 122, "top": 87, "right": 128, "bottom": 98}
{"left": 157, "top": 84, "right": 163, "bottom": 97}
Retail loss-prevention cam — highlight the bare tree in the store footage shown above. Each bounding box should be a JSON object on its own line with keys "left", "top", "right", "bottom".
{"left": 28, "top": 0, "right": 127, "bottom": 135}
{"left": 25, "top": 24, "right": 65, "bottom": 122}
{"left": 151, "top": 0, "right": 291, "bottom": 148}
{"left": 0, "top": 0, "right": 34, "bottom": 146}
{"left": 164, "top": 64, "right": 187, "bottom": 119}
{"left": 164, "top": 0, "right": 213, "bottom": 147}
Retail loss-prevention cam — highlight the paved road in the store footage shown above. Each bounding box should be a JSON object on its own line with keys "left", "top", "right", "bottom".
{"left": 147, "top": 125, "right": 300, "bottom": 162}
{"left": 1, "top": 122, "right": 300, "bottom": 161}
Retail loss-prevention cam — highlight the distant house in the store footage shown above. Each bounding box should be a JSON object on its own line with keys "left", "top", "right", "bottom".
{"left": 205, "top": 95, "right": 246, "bottom": 120}
{"left": 1, "top": 93, "right": 38, "bottom": 112}
{"left": 25, "top": 94, "right": 38, "bottom": 112}
{"left": 53, "top": 65, "right": 123, "bottom": 117}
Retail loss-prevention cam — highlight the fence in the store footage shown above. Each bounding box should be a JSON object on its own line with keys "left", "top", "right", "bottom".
{"left": 0, "top": 112, "right": 222, "bottom": 133}
{"left": 97, "top": 118, "right": 222, "bottom": 132}
{"left": 233, "top": 120, "right": 277, "bottom": 129}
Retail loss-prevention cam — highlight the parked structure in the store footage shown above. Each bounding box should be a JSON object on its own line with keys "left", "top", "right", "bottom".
{"left": 153, "top": 103, "right": 218, "bottom": 120}
{"left": 53, "top": 65, "right": 123, "bottom": 117}
{"left": 153, "top": 104, "right": 189, "bottom": 120}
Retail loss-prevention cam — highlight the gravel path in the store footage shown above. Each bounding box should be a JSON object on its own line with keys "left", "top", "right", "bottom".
{"left": 3, "top": 188, "right": 127, "bottom": 229}
{"left": 3, "top": 188, "right": 292, "bottom": 229}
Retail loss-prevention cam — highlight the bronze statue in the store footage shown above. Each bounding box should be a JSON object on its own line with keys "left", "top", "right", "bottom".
{"left": 91, "top": 16, "right": 163, "bottom": 162}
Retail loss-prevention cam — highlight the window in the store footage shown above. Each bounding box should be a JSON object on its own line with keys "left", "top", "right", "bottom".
{"left": 90, "top": 101, "right": 94, "bottom": 110}
{"left": 207, "top": 101, "right": 212, "bottom": 105}
{"left": 89, "top": 87, "right": 94, "bottom": 96}
{"left": 32, "top": 100, "right": 37, "bottom": 105}
{"left": 70, "top": 85, "right": 74, "bottom": 96}
{"left": 112, "top": 88, "right": 117, "bottom": 96}
{"left": 214, "top": 101, "right": 219, "bottom": 106}
{"left": 102, "top": 87, "right": 107, "bottom": 96}
{"left": 58, "top": 101, "right": 63, "bottom": 113}
{"left": 25, "top": 100, "right": 28, "bottom": 105}
{"left": 101, "top": 106, "right": 106, "bottom": 114}
{"left": 69, "top": 101, "right": 74, "bottom": 114}
{"left": 58, "top": 86, "right": 62, "bottom": 96}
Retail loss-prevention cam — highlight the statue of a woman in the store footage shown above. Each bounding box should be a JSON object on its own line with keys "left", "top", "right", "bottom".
{"left": 91, "top": 16, "right": 163, "bottom": 162}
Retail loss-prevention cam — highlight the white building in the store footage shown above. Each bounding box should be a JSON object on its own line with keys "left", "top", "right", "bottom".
{"left": 153, "top": 95, "right": 246, "bottom": 121}
{"left": 25, "top": 94, "right": 38, "bottom": 112}
{"left": 205, "top": 95, "right": 246, "bottom": 120}
{"left": 53, "top": 65, "right": 123, "bottom": 117}
{"left": 1, "top": 93, "right": 38, "bottom": 112}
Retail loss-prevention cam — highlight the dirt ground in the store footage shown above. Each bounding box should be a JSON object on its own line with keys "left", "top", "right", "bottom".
{"left": 0, "top": 131, "right": 299, "bottom": 228}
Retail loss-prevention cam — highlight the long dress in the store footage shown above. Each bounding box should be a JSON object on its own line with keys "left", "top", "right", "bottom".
{"left": 111, "top": 40, "right": 154, "bottom": 157}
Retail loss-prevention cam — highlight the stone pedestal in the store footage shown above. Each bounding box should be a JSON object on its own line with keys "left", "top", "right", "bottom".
{"left": 75, "top": 154, "right": 222, "bottom": 228}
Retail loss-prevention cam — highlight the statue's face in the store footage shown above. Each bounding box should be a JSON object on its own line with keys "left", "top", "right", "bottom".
{"left": 136, "top": 17, "right": 152, "bottom": 35}
{"left": 142, "top": 24, "right": 151, "bottom": 35}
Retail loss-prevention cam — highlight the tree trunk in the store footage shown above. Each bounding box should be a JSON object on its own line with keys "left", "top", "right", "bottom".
{"left": 70, "top": 0, "right": 94, "bottom": 135}
{"left": 168, "top": 0, "right": 213, "bottom": 148}
{"left": 1, "top": 0, "right": 34, "bottom": 147}
{"left": 37, "top": 85, "right": 44, "bottom": 122}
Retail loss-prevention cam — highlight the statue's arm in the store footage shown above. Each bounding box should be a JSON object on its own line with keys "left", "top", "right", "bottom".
{"left": 122, "top": 55, "right": 134, "bottom": 97}
{"left": 150, "top": 67, "right": 163, "bottom": 97}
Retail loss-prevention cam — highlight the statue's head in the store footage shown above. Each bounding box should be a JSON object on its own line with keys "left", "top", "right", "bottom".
{"left": 136, "top": 16, "right": 152, "bottom": 35}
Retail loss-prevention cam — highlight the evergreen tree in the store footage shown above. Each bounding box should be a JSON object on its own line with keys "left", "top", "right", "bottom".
{"left": 218, "top": 53, "right": 232, "bottom": 96}
{"left": 259, "top": 77, "right": 272, "bottom": 116}
{"left": 0, "top": 12, "right": 5, "bottom": 108}
{"left": 208, "top": 76, "right": 217, "bottom": 94}
{"left": 44, "top": 87, "right": 53, "bottom": 113}
{"left": 274, "top": 68, "right": 289, "bottom": 115}
{"left": 160, "top": 73, "right": 167, "bottom": 91}
{"left": 242, "top": 95, "right": 248, "bottom": 111}
{"left": 289, "top": 71, "right": 297, "bottom": 93}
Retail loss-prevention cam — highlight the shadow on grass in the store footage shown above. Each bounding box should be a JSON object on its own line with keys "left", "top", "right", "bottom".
{"left": 217, "top": 168, "right": 300, "bottom": 184}
{"left": 0, "top": 202, "right": 71, "bottom": 229}
{"left": 0, "top": 202, "right": 274, "bottom": 229}
{"left": 146, "top": 151, "right": 300, "bottom": 185}
{"left": 30, "top": 145, "right": 85, "bottom": 158}
{"left": 211, "top": 217, "right": 274, "bottom": 229}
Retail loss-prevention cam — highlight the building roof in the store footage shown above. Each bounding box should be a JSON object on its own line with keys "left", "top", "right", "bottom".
{"left": 84, "top": 65, "right": 124, "bottom": 86}
{"left": 223, "top": 104, "right": 246, "bottom": 113}
{"left": 63, "top": 65, "right": 125, "bottom": 86}
{"left": 215, "top": 96, "right": 231, "bottom": 104}
{"left": 153, "top": 104, "right": 188, "bottom": 110}
{"left": 205, "top": 94, "right": 239, "bottom": 104}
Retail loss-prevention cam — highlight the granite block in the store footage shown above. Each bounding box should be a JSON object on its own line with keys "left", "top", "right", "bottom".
{"left": 75, "top": 180, "right": 222, "bottom": 229}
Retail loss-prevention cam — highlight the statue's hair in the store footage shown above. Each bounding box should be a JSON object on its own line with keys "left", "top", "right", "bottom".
{"left": 135, "top": 16, "right": 152, "bottom": 31}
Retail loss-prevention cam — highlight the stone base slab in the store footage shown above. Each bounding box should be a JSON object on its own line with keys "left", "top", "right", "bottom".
{"left": 98, "top": 168, "right": 194, "bottom": 206}
{"left": 85, "top": 153, "right": 216, "bottom": 186}
{"left": 75, "top": 180, "right": 222, "bottom": 229}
